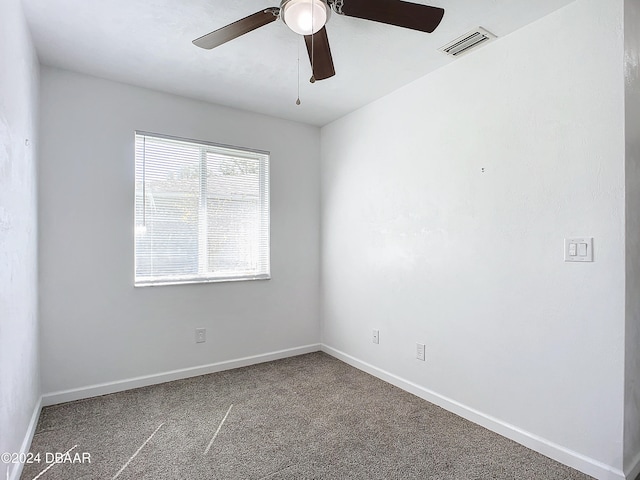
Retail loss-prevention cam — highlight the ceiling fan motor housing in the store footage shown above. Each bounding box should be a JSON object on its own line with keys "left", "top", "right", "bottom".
{"left": 280, "top": 0, "right": 331, "bottom": 35}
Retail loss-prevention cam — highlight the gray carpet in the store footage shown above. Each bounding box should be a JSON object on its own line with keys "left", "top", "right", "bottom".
{"left": 21, "top": 352, "right": 592, "bottom": 479}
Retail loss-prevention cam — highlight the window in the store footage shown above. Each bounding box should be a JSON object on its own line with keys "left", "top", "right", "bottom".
{"left": 134, "top": 132, "right": 270, "bottom": 286}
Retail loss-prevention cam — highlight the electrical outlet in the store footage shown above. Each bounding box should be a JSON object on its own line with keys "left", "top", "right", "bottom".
{"left": 195, "top": 328, "right": 206, "bottom": 343}
{"left": 372, "top": 329, "right": 379, "bottom": 344}
{"left": 416, "top": 343, "right": 426, "bottom": 361}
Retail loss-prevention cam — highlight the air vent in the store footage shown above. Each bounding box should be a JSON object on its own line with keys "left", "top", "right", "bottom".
{"left": 439, "top": 27, "right": 496, "bottom": 57}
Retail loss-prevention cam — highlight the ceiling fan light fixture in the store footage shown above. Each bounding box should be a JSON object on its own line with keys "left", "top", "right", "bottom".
{"left": 281, "top": 0, "right": 329, "bottom": 36}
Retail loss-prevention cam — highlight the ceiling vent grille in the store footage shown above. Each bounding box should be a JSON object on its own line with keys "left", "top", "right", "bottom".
{"left": 439, "top": 27, "right": 496, "bottom": 57}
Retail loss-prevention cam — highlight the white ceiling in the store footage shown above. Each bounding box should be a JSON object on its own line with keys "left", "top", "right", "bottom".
{"left": 22, "top": 0, "right": 575, "bottom": 126}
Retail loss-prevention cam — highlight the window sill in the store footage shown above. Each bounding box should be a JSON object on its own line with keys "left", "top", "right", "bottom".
{"left": 135, "top": 274, "right": 271, "bottom": 287}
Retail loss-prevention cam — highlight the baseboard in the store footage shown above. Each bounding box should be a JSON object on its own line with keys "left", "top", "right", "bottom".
{"left": 626, "top": 450, "right": 640, "bottom": 480}
{"left": 8, "top": 396, "right": 42, "bottom": 480}
{"left": 42, "top": 344, "right": 321, "bottom": 407}
{"left": 321, "top": 344, "right": 625, "bottom": 480}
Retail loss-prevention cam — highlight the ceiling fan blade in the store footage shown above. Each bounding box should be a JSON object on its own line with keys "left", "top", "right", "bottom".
{"left": 193, "top": 8, "right": 280, "bottom": 50}
{"left": 304, "top": 27, "right": 335, "bottom": 81}
{"left": 339, "top": 0, "right": 444, "bottom": 33}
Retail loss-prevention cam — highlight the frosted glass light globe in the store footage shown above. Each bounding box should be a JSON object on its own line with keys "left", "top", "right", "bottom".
{"left": 282, "top": 0, "right": 328, "bottom": 36}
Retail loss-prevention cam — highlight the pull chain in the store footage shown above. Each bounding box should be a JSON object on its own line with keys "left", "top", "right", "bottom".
{"left": 296, "top": 36, "right": 301, "bottom": 105}
{"left": 310, "top": 2, "right": 315, "bottom": 83}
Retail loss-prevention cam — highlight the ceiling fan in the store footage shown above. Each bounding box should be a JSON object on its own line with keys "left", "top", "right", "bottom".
{"left": 193, "top": 0, "right": 445, "bottom": 82}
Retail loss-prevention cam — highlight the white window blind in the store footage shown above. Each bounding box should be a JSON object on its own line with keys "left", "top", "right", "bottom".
{"left": 134, "top": 132, "right": 270, "bottom": 286}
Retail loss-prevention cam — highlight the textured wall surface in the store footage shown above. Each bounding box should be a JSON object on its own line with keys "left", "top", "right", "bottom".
{"left": 321, "top": 0, "right": 626, "bottom": 476}
{"left": 624, "top": 0, "right": 640, "bottom": 476}
{"left": 39, "top": 68, "right": 321, "bottom": 394}
{"left": 0, "top": 0, "right": 40, "bottom": 478}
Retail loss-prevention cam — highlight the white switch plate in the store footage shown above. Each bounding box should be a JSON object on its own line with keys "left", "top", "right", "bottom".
{"left": 195, "top": 328, "right": 206, "bottom": 343}
{"left": 416, "top": 343, "right": 426, "bottom": 361}
{"left": 564, "top": 237, "right": 593, "bottom": 262}
{"left": 372, "top": 329, "right": 379, "bottom": 344}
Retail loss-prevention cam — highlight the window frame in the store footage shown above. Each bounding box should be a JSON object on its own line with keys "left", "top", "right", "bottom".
{"left": 134, "top": 131, "right": 271, "bottom": 287}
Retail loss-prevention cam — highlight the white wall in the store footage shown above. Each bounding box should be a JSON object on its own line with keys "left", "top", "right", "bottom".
{"left": 624, "top": 0, "right": 640, "bottom": 477}
{"left": 39, "top": 68, "right": 321, "bottom": 395}
{"left": 0, "top": 0, "right": 40, "bottom": 478}
{"left": 321, "top": 0, "right": 627, "bottom": 477}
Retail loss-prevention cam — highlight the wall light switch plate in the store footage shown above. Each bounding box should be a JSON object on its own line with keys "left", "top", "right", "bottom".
{"left": 564, "top": 237, "right": 593, "bottom": 262}
{"left": 372, "top": 329, "right": 379, "bottom": 344}
{"left": 416, "top": 343, "right": 426, "bottom": 361}
{"left": 195, "top": 328, "right": 206, "bottom": 343}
